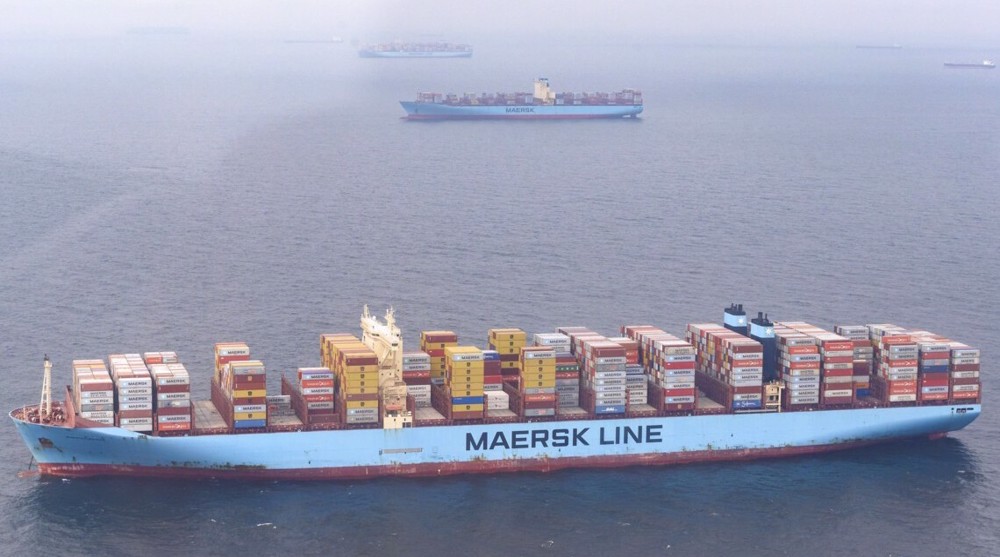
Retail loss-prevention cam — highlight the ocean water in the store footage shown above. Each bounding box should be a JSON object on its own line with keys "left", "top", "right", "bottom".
{"left": 1, "top": 36, "right": 998, "bottom": 556}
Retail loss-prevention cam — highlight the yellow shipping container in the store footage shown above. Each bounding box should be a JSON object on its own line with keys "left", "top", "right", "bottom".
{"left": 451, "top": 403, "right": 484, "bottom": 412}
{"left": 344, "top": 399, "right": 378, "bottom": 409}
{"left": 449, "top": 381, "right": 485, "bottom": 390}
{"left": 230, "top": 389, "right": 268, "bottom": 398}
{"left": 521, "top": 362, "right": 557, "bottom": 371}
{"left": 341, "top": 364, "right": 378, "bottom": 374}
{"left": 450, "top": 389, "right": 484, "bottom": 398}
{"left": 492, "top": 346, "right": 521, "bottom": 355}
{"left": 489, "top": 328, "right": 527, "bottom": 340}
{"left": 341, "top": 377, "right": 377, "bottom": 388}
{"left": 233, "top": 411, "right": 266, "bottom": 421}
{"left": 501, "top": 361, "right": 520, "bottom": 369}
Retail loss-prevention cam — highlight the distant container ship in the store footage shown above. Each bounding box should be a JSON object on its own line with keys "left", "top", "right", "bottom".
{"left": 944, "top": 59, "right": 995, "bottom": 69}
{"left": 359, "top": 41, "right": 472, "bottom": 58}
{"left": 400, "top": 78, "right": 644, "bottom": 120}
{"left": 10, "top": 304, "right": 982, "bottom": 480}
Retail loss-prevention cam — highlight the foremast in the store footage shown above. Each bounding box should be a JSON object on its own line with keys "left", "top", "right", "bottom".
{"left": 360, "top": 306, "right": 413, "bottom": 429}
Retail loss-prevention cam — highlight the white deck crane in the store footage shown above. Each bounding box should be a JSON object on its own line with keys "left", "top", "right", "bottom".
{"left": 360, "top": 306, "right": 413, "bottom": 429}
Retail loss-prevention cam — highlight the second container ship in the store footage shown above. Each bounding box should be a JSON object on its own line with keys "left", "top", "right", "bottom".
{"left": 400, "top": 78, "right": 643, "bottom": 120}
{"left": 11, "top": 305, "right": 982, "bottom": 480}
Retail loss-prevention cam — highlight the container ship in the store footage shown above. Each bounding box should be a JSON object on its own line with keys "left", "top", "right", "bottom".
{"left": 359, "top": 41, "right": 472, "bottom": 58}
{"left": 943, "top": 60, "right": 995, "bottom": 69}
{"left": 400, "top": 78, "right": 643, "bottom": 120}
{"left": 11, "top": 305, "right": 982, "bottom": 480}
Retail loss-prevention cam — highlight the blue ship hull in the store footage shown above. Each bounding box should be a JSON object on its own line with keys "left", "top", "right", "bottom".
{"left": 10, "top": 404, "right": 980, "bottom": 480}
{"left": 360, "top": 50, "right": 472, "bottom": 58}
{"left": 400, "top": 102, "right": 643, "bottom": 120}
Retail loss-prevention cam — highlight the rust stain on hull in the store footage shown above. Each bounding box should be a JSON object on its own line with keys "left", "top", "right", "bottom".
{"left": 35, "top": 437, "right": 939, "bottom": 481}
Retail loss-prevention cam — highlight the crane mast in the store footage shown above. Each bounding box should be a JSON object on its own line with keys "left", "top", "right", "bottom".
{"left": 360, "top": 306, "right": 413, "bottom": 429}
{"left": 39, "top": 355, "right": 52, "bottom": 421}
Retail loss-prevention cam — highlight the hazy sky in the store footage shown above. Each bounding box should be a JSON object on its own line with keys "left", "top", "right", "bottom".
{"left": 3, "top": 0, "right": 999, "bottom": 46}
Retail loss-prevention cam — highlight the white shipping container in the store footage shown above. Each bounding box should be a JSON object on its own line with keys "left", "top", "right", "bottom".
{"left": 158, "top": 399, "right": 191, "bottom": 408}
{"left": 663, "top": 396, "right": 695, "bottom": 403}
{"left": 951, "top": 371, "right": 980, "bottom": 379}
{"left": 77, "top": 396, "right": 113, "bottom": 405}
{"left": 952, "top": 384, "right": 980, "bottom": 393}
{"left": 921, "top": 386, "right": 950, "bottom": 394}
{"left": 119, "top": 402, "right": 153, "bottom": 411}
{"left": 157, "top": 414, "right": 191, "bottom": 423}
{"left": 302, "top": 387, "right": 334, "bottom": 395}
{"left": 119, "top": 417, "right": 154, "bottom": 425}
{"left": 733, "top": 393, "right": 762, "bottom": 401}
{"left": 889, "top": 394, "right": 918, "bottom": 402}
{"left": 234, "top": 404, "right": 267, "bottom": 413}
{"left": 306, "top": 401, "right": 335, "bottom": 410}
{"left": 823, "top": 375, "right": 853, "bottom": 384}
{"left": 789, "top": 396, "right": 820, "bottom": 404}
{"left": 823, "top": 389, "right": 852, "bottom": 398}
{"left": 157, "top": 392, "right": 190, "bottom": 401}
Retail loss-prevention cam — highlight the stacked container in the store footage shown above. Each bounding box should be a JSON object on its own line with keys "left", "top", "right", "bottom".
{"left": 145, "top": 352, "right": 191, "bottom": 433}
{"left": 520, "top": 346, "right": 557, "bottom": 416}
{"left": 556, "top": 353, "right": 581, "bottom": 409}
{"left": 297, "top": 367, "right": 336, "bottom": 419}
{"left": 868, "top": 325, "right": 919, "bottom": 404}
{"left": 777, "top": 323, "right": 855, "bottom": 405}
{"left": 774, "top": 325, "right": 821, "bottom": 408}
{"left": 109, "top": 354, "right": 154, "bottom": 432}
{"left": 445, "top": 346, "right": 485, "bottom": 419}
{"left": 488, "top": 328, "right": 527, "bottom": 380}
{"left": 579, "top": 339, "right": 627, "bottom": 414}
{"left": 653, "top": 336, "right": 697, "bottom": 411}
{"left": 72, "top": 359, "right": 115, "bottom": 425}
{"left": 338, "top": 345, "right": 381, "bottom": 425}
{"left": 834, "top": 325, "right": 874, "bottom": 398}
{"left": 224, "top": 360, "right": 268, "bottom": 428}
{"left": 686, "top": 323, "right": 764, "bottom": 410}
{"left": 402, "top": 352, "right": 432, "bottom": 408}
{"left": 421, "top": 331, "right": 458, "bottom": 385}
{"left": 483, "top": 350, "right": 504, "bottom": 393}
{"left": 214, "top": 342, "right": 250, "bottom": 383}
{"left": 914, "top": 336, "right": 951, "bottom": 402}
{"left": 948, "top": 342, "right": 981, "bottom": 403}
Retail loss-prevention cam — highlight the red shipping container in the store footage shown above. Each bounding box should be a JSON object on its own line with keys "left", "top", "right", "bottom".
{"left": 920, "top": 376, "right": 950, "bottom": 387}
{"left": 301, "top": 378, "right": 335, "bottom": 388}
{"left": 952, "top": 391, "right": 980, "bottom": 400}
{"left": 155, "top": 384, "right": 190, "bottom": 393}
{"left": 303, "top": 394, "right": 335, "bottom": 403}
{"left": 951, "top": 364, "right": 981, "bottom": 372}
{"left": 823, "top": 368, "right": 853, "bottom": 377}
{"left": 788, "top": 346, "right": 819, "bottom": 355}
{"left": 920, "top": 392, "right": 949, "bottom": 401}
{"left": 157, "top": 406, "right": 191, "bottom": 416}
{"left": 157, "top": 422, "right": 191, "bottom": 432}
{"left": 231, "top": 396, "right": 267, "bottom": 405}
{"left": 662, "top": 388, "right": 697, "bottom": 397}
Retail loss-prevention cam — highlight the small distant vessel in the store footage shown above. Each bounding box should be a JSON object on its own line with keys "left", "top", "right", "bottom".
{"left": 944, "top": 59, "right": 995, "bottom": 69}
{"left": 359, "top": 41, "right": 472, "bottom": 58}
{"left": 401, "top": 78, "right": 643, "bottom": 120}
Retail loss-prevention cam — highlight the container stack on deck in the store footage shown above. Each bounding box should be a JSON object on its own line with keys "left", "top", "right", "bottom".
{"left": 948, "top": 342, "right": 981, "bottom": 403}
{"left": 444, "top": 346, "right": 485, "bottom": 420}
{"left": 329, "top": 338, "right": 380, "bottom": 425}
{"left": 580, "top": 339, "right": 628, "bottom": 415}
{"left": 421, "top": 331, "right": 458, "bottom": 386}
{"left": 687, "top": 323, "right": 764, "bottom": 411}
{"left": 519, "top": 346, "right": 558, "bottom": 417}
{"left": 144, "top": 352, "right": 191, "bottom": 433}
{"left": 869, "top": 324, "right": 920, "bottom": 404}
{"left": 534, "top": 333, "right": 578, "bottom": 409}
{"left": 222, "top": 361, "right": 268, "bottom": 428}
{"left": 774, "top": 326, "right": 821, "bottom": 409}
{"left": 482, "top": 350, "right": 509, "bottom": 413}
{"left": 777, "top": 323, "right": 855, "bottom": 406}
{"left": 488, "top": 328, "right": 527, "bottom": 382}
{"left": 72, "top": 359, "right": 115, "bottom": 425}
{"left": 297, "top": 367, "right": 336, "bottom": 422}
{"left": 913, "top": 335, "right": 951, "bottom": 402}
{"left": 109, "top": 354, "right": 154, "bottom": 432}
{"left": 402, "top": 352, "right": 432, "bottom": 408}
{"left": 609, "top": 337, "right": 646, "bottom": 408}
{"left": 834, "top": 325, "right": 874, "bottom": 398}
{"left": 214, "top": 342, "right": 250, "bottom": 382}
{"left": 654, "top": 335, "right": 698, "bottom": 411}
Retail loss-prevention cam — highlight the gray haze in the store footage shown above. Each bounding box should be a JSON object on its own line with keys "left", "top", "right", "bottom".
{"left": 3, "top": 0, "right": 999, "bottom": 47}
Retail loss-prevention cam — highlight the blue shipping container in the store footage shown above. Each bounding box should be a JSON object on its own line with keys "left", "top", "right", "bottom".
{"left": 732, "top": 400, "right": 763, "bottom": 409}
{"left": 234, "top": 419, "right": 267, "bottom": 428}
{"left": 856, "top": 388, "right": 871, "bottom": 397}
{"left": 594, "top": 404, "right": 627, "bottom": 414}
{"left": 451, "top": 396, "right": 485, "bottom": 405}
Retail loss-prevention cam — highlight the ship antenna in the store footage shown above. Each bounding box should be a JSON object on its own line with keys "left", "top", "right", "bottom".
{"left": 40, "top": 355, "right": 52, "bottom": 421}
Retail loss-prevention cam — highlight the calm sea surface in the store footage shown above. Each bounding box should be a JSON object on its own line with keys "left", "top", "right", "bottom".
{"left": 1, "top": 36, "right": 997, "bottom": 556}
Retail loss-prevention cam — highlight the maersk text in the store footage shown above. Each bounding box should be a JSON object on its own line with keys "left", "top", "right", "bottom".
{"left": 465, "top": 425, "right": 664, "bottom": 451}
